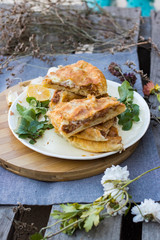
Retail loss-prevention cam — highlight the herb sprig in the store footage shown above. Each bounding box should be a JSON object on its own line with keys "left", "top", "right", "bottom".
{"left": 118, "top": 81, "right": 140, "bottom": 130}
{"left": 30, "top": 166, "right": 160, "bottom": 240}
{"left": 16, "top": 97, "right": 53, "bottom": 144}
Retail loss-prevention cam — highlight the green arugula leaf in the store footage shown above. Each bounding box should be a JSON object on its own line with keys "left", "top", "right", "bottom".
{"left": 17, "top": 104, "right": 36, "bottom": 122}
{"left": 118, "top": 81, "right": 133, "bottom": 102}
{"left": 16, "top": 118, "right": 30, "bottom": 135}
{"left": 16, "top": 103, "right": 27, "bottom": 115}
{"left": 132, "top": 115, "right": 140, "bottom": 122}
{"left": 16, "top": 97, "right": 53, "bottom": 144}
{"left": 118, "top": 81, "right": 140, "bottom": 130}
{"left": 41, "top": 100, "right": 50, "bottom": 107}
{"left": 132, "top": 104, "right": 139, "bottom": 115}
{"left": 121, "top": 120, "right": 133, "bottom": 130}
{"left": 26, "top": 97, "right": 37, "bottom": 107}
{"left": 29, "top": 139, "right": 36, "bottom": 144}
{"left": 28, "top": 121, "right": 44, "bottom": 133}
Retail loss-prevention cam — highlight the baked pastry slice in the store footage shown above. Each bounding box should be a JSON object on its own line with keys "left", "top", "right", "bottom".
{"left": 49, "top": 90, "right": 108, "bottom": 109}
{"left": 42, "top": 60, "right": 107, "bottom": 97}
{"left": 47, "top": 95, "right": 126, "bottom": 138}
{"left": 49, "top": 90, "right": 83, "bottom": 109}
{"left": 68, "top": 126, "right": 123, "bottom": 153}
{"left": 74, "top": 118, "right": 116, "bottom": 141}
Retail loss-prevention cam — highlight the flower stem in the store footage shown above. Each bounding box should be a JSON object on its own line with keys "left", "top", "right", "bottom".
{"left": 122, "top": 166, "right": 160, "bottom": 189}
{"left": 45, "top": 219, "right": 83, "bottom": 239}
{"left": 39, "top": 218, "right": 67, "bottom": 234}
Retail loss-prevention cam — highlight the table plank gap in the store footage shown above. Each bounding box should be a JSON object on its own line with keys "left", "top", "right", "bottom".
{"left": 11, "top": 205, "right": 52, "bottom": 240}
{"left": 120, "top": 209, "right": 142, "bottom": 240}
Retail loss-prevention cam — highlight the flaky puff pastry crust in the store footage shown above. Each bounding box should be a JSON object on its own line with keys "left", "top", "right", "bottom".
{"left": 42, "top": 60, "right": 107, "bottom": 97}
{"left": 68, "top": 126, "right": 123, "bottom": 153}
{"left": 47, "top": 95, "right": 126, "bottom": 138}
{"left": 74, "top": 118, "right": 117, "bottom": 141}
{"left": 49, "top": 90, "right": 83, "bottom": 109}
{"left": 49, "top": 90, "right": 108, "bottom": 109}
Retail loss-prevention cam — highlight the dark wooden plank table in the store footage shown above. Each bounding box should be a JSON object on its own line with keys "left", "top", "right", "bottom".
{"left": 0, "top": 6, "right": 160, "bottom": 240}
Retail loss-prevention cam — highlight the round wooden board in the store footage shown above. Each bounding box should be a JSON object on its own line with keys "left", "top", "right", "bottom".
{"left": 0, "top": 82, "right": 138, "bottom": 181}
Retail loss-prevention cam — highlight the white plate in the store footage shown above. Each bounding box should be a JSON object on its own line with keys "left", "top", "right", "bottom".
{"left": 8, "top": 80, "right": 150, "bottom": 160}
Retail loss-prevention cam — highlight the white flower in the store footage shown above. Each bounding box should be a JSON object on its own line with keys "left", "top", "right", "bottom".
{"left": 131, "top": 199, "right": 160, "bottom": 223}
{"left": 101, "top": 165, "right": 130, "bottom": 217}
{"left": 105, "top": 189, "right": 127, "bottom": 216}
{"left": 101, "top": 165, "right": 130, "bottom": 193}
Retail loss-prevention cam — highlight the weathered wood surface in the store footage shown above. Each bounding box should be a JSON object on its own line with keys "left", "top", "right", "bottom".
{"left": 150, "top": 11, "right": 160, "bottom": 116}
{"left": 0, "top": 10, "right": 160, "bottom": 240}
{"left": 141, "top": 11, "right": 160, "bottom": 240}
{"left": 45, "top": 205, "right": 122, "bottom": 240}
{"left": 104, "top": 7, "right": 141, "bottom": 43}
{"left": 150, "top": 11, "right": 160, "bottom": 157}
{"left": 139, "top": 17, "right": 151, "bottom": 39}
{"left": 0, "top": 206, "right": 15, "bottom": 240}
{"left": 142, "top": 222, "right": 160, "bottom": 240}
{"left": 93, "top": 7, "right": 141, "bottom": 52}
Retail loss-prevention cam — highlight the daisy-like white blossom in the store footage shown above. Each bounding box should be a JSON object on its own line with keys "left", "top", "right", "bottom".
{"left": 105, "top": 189, "right": 128, "bottom": 216}
{"left": 131, "top": 199, "right": 160, "bottom": 223}
{"left": 101, "top": 165, "right": 130, "bottom": 216}
{"left": 101, "top": 165, "right": 130, "bottom": 194}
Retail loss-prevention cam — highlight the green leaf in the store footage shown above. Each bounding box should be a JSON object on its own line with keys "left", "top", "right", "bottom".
{"left": 18, "top": 134, "right": 29, "bottom": 139}
{"left": 157, "top": 93, "right": 160, "bottom": 103}
{"left": 16, "top": 103, "right": 36, "bottom": 122}
{"left": 124, "top": 204, "right": 131, "bottom": 216}
{"left": 132, "top": 115, "right": 140, "bottom": 122}
{"left": 35, "top": 107, "right": 47, "bottom": 115}
{"left": 16, "top": 118, "right": 30, "bottom": 135}
{"left": 118, "top": 110, "right": 132, "bottom": 124}
{"left": 23, "top": 109, "right": 36, "bottom": 122}
{"left": 118, "top": 81, "right": 133, "bottom": 102}
{"left": 51, "top": 210, "right": 79, "bottom": 220}
{"left": 29, "top": 139, "right": 36, "bottom": 144}
{"left": 43, "top": 124, "right": 54, "bottom": 130}
{"left": 26, "top": 97, "right": 37, "bottom": 107}
{"left": 16, "top": 98, "right": 53, "bottom": 144}
{"left": 117, "top": 81, "right": 140, "bottom": 130}
{"left": 132, "top": 104, "right": 139, "bottom": 115}
{"left": 41, "top": 100, "right": 50, "bottom": 107}
{"left": 61, "top": 203, "right": 79, "bottom": 212}
{"left": 28, "top": 121, "right": 44, "bottom": 133}
{"left": 30, "top": 233, "right": 44, "bottom": 240}
{"left": 122, "top": 120, "right": 133, "bottom": 130}
{"left": 84, "top": 214, "right": 100, "bottom": 232}
{"left": 16, "top": 103, "right": 27, "bottom": 115}
{"left": 26, "top": 96, "right": 37, "bottom": 104}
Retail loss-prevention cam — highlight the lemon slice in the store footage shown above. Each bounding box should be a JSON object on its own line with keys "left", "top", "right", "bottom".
{"left": 27, "top": 84, "right": 51, "bottom": 101}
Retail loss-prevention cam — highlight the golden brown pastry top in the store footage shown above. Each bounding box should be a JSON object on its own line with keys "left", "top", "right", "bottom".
{"left": 48, "top": 95, "right": 124, "bottom": 123}
{"left": 43, "top": 60, "right": 107, "bottom": 96}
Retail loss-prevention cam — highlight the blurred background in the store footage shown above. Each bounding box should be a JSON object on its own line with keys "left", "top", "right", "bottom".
{"left": 87, "top": 0, "right": 160, "bottom": 16}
